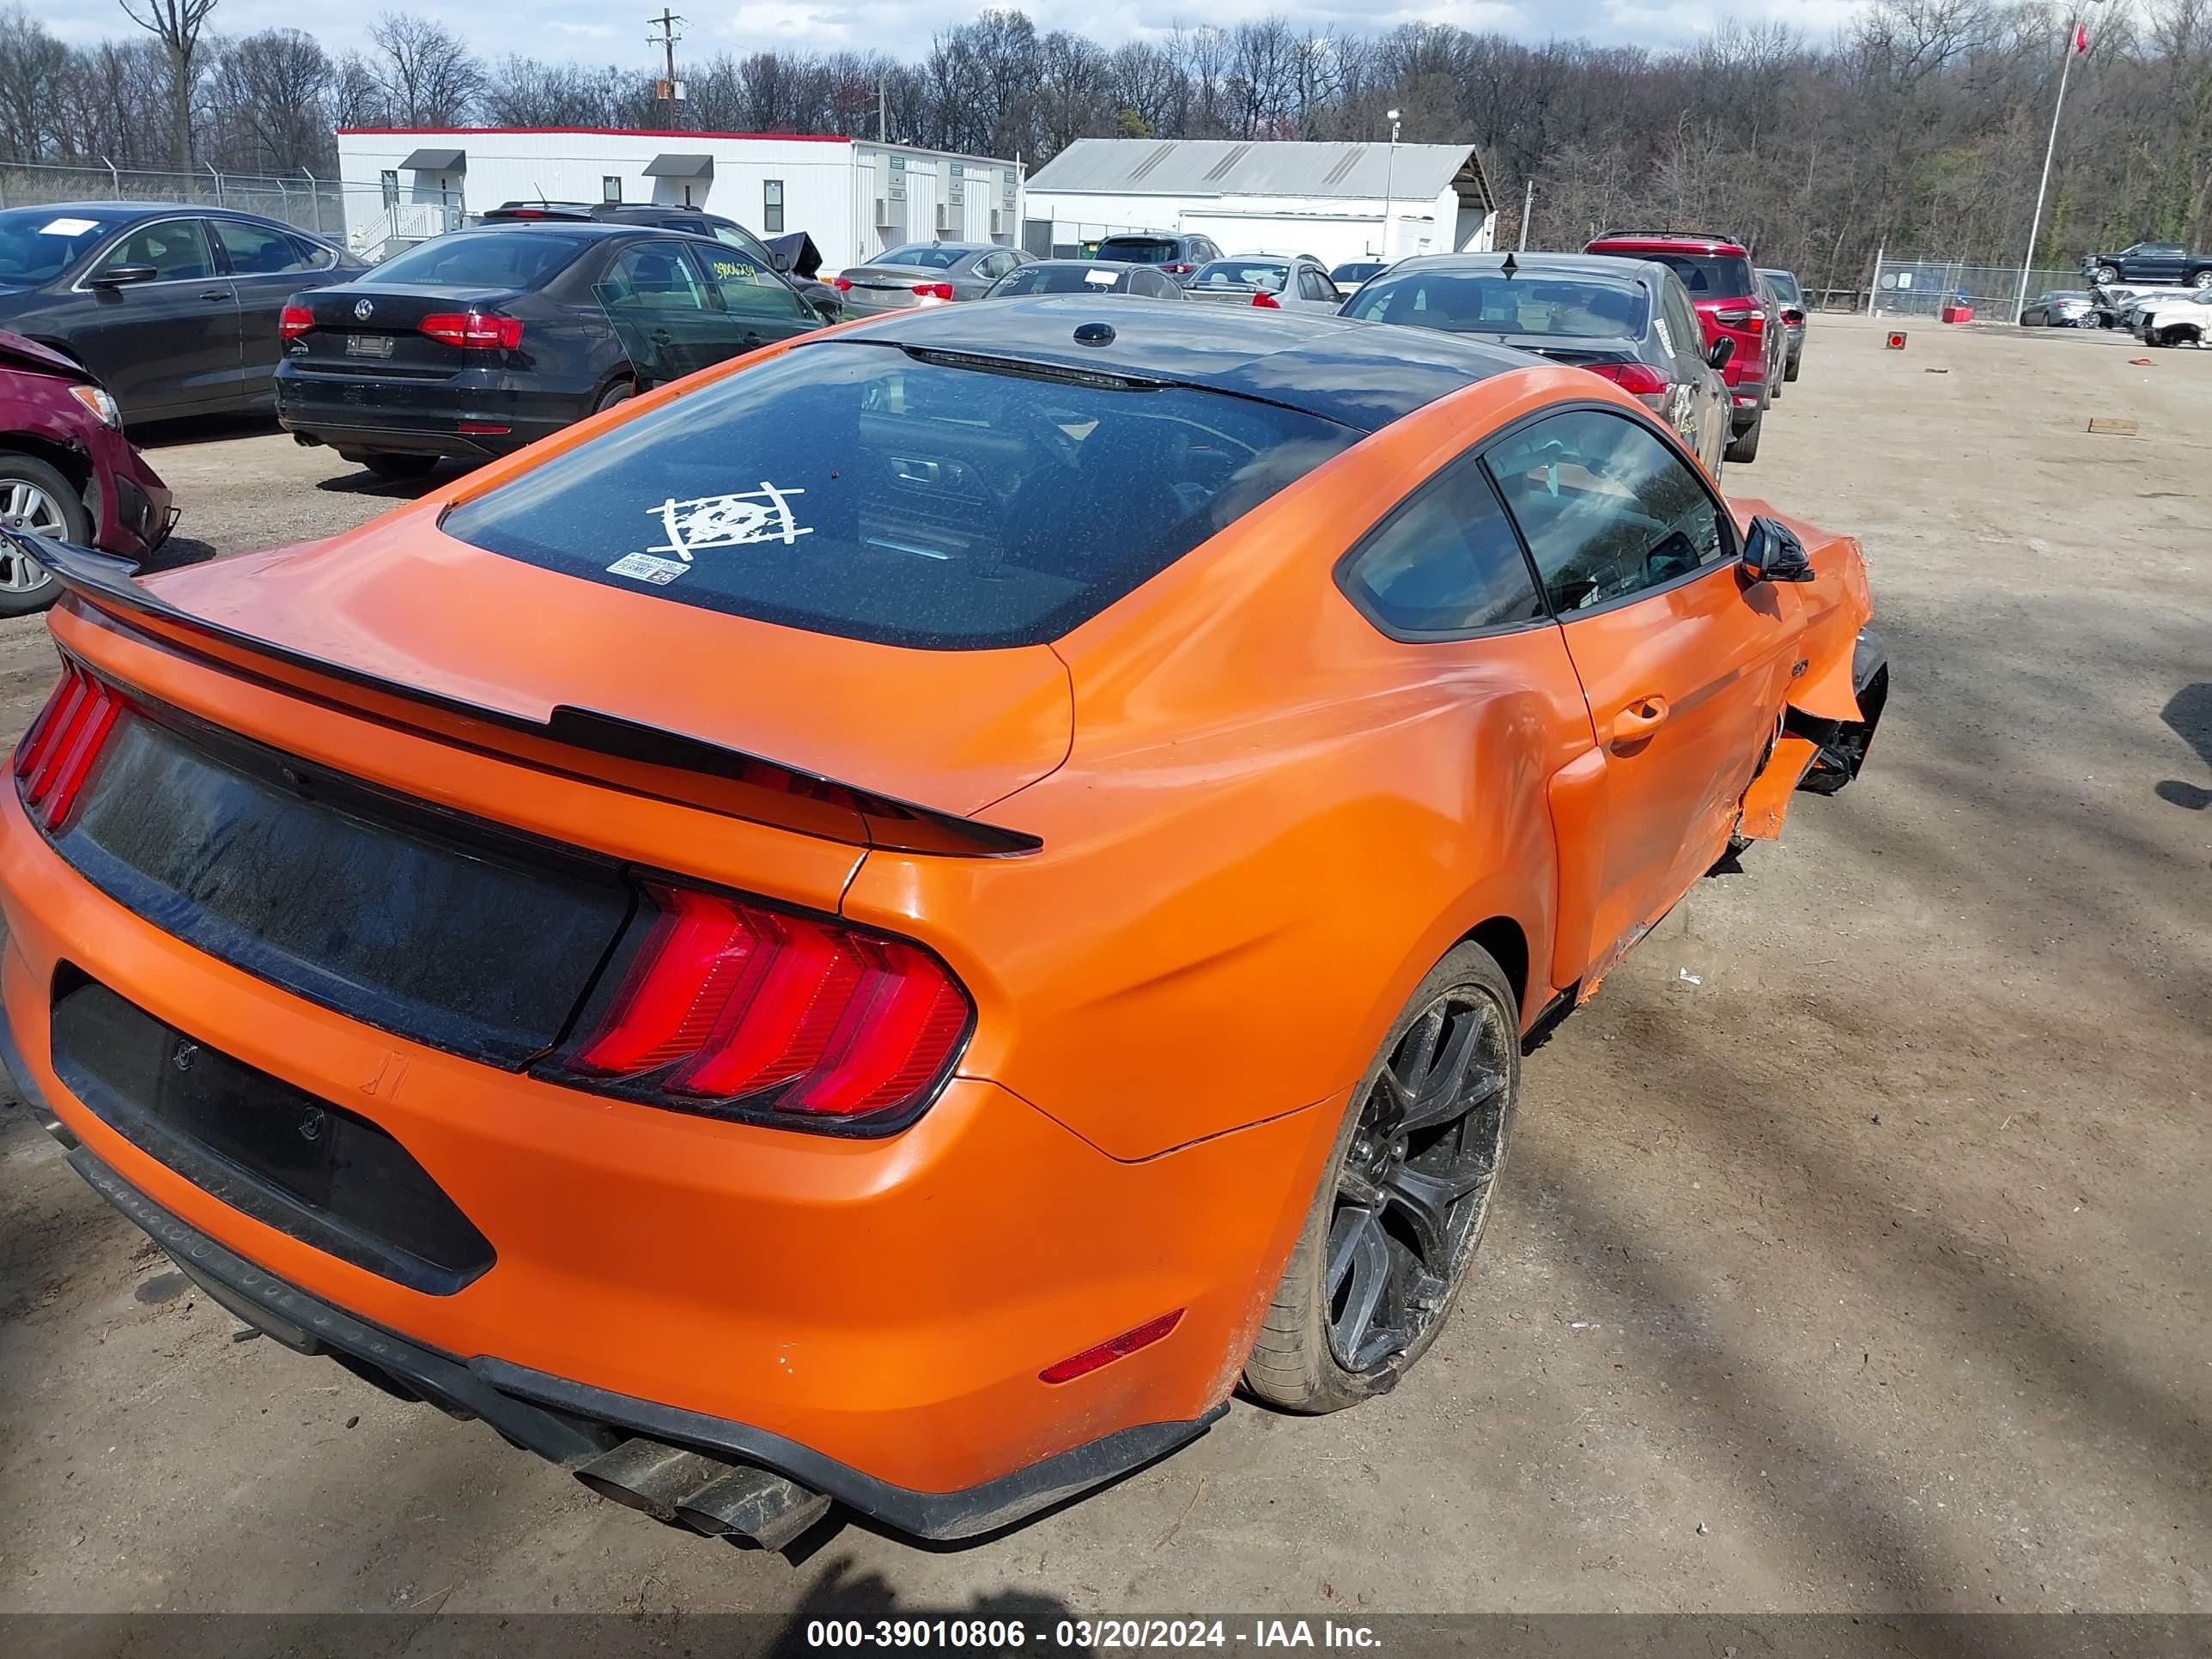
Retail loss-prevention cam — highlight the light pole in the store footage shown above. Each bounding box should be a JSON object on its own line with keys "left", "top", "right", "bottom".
{"left": 1379, "top": 108, "right": 1401, "bottom": 260}
{"left": 2014, "top": 5, "right": 2100, "bottom": 327}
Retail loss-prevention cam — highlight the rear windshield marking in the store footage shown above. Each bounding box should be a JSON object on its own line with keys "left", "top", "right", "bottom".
{"left": 647, "top": 483, "right": 812, "bottom": 562}
{"left": 1085, "top": 269, "right": 1116, "bottom": 286}
{"left": 607, "top": 552, "right": 690, "bottom": 585}
{"left": 42, "top": 216, "right": 100, "bottom": 236}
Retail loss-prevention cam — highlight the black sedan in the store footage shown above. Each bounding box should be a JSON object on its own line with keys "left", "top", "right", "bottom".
{"left": 984, "top": 260, "right": 1184, "bottom": 299}
{"left": 1340, "top": 252, "right": 1735, "bottom": 475}
{"left": 275, "top": 224, "right": 821, "bottom": 479}
{"left": 0, "top": 201, "right": 363, "bottom": 422}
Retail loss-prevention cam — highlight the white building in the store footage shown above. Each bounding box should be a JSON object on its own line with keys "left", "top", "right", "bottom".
{"left": 1022, "top": 138, "right": 1498, "bottom": 270}
{"left": 332, "top": 126, "right": 1026, "bottom": 271}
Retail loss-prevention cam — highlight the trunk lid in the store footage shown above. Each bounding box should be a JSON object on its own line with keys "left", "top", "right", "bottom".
{"left": 133, "top": 507, "right": 1074, "bottom": 822}
{"left": 287, "top": 283, "right": 528, "bottom": 377}
{"left": 840, "top": 264, "right": 951, "bottom": 292}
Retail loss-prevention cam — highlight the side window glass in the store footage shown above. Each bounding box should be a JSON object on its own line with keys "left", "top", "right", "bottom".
{"left": 1665, "top": 283, "right": 1702, "bottom": 366}
{"left": 1340, "top": 454, "right": 1547, "bottom": 636}
{"left": 213, "top": 217, "right": 313, "bottom": 276}
{"left": 99, "top": 219, "right": 215, "bottom": 282}
{"left": 695, "top": 245, "right": 806, "bottom": 318}
{"left": 604, "top": 242, "right": 712, "bottom": 313}
{"left": 1486, "top": 410, "right": 1729, "bottom": 613}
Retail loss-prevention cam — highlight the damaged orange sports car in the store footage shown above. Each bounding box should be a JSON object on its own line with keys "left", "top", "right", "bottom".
{"left": 0, "top": 298, "right": 1884, "bottom": 1548}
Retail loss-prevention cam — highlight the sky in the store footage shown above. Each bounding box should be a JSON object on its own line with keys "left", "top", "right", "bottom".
{"left": 41, "top": 0, "right": 1876, "bottom": 69}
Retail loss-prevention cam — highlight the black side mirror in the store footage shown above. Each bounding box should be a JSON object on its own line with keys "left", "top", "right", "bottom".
{"left": 1707, "top": 335, "right": 1735, "bottom": 371}
{"left": 90, "top": 264, "right": 159, "bottom": 289}
{"left": 1742, "top": 514, "right": 1814, "bottom": 584}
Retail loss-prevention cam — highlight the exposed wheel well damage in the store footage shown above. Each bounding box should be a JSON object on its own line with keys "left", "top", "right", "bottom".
{"left": 1462, "top": 915, "right": 1530, "bottom": 1021}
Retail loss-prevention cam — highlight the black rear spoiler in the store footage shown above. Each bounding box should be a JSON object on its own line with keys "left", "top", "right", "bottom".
{"left": 7, "top": 530, "right": 1040, "bottom": 858}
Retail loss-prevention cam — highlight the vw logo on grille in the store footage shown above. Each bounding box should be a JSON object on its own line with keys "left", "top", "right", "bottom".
{"left": 353, "top": 298, "right": 374, "bottom": 321}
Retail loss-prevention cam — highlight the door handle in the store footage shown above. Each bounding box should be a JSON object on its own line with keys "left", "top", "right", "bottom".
{"left": 1613, "top": 696, "right": 1669, "bottom": 744}
{"left": 198, "top": 289, "right": 228, "bottom": 302}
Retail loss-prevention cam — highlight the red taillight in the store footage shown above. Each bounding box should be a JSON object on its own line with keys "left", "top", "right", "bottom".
{"left": 1713, "top": 305, "right": 1760, "bottom": 331}
{"left": 418, "top": 312, "right": 524, "bottom": 349}
{"left": 1250, "top": 291, "right": 1280, "bottom": 308}
{"left": 911, "top": 282, "right": 955, "bottom": 300}
{"left": 1585, "top": 362, "right": 1670, "bottom": 396}
{"left": 1040, "top": 1310, "right": 1185, "bottom": 1383}
{"left": 1164, "top": 263, "right": 1194, "bottom": 275}
{"left": 279, "top": 304, "right": 314, "bottom": 341}
{"left": 560, "top": 883, "right": 970, "bottom": 1127}
{"left": 14, "top": 665, "right": 121, "bottom": 832}
{"left": 831, "top": 275, "right": 853, "bottom": 291}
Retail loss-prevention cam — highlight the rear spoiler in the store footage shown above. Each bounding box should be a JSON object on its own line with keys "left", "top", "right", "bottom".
{"left": 7, "top": 530, "right": 1041, "bottom": 859}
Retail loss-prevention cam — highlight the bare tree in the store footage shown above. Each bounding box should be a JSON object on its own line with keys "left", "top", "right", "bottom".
{"left": 0, "top": 6, "right": 71, "bottom": 160}
{"left": 367, "top": 11, "right": 483, "bottom": 128}
{"left": 207, "top": 30, "right": 333, "bottom": 173}
{"left": 117, "top": 0, "right": 216, "bottom": 171}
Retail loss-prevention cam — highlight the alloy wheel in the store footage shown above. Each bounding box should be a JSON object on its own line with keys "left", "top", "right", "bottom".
{"left": 1324, "top": 986, "right": 1512, "bottom": 1373}
{"left": 0, "top": 480, "right": 66, "bottom": 592}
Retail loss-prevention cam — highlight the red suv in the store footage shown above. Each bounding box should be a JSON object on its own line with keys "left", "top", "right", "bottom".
{"left": 1584, "top": 229, "right": 1769, "bottom": 463}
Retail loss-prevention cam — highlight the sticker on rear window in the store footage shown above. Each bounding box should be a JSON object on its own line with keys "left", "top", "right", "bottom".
{"left": 40, "top": 217, "right": 99, "bottom": 237}
{"left": 1084, "top": 269, "right": 1116, "bottom": 286}
{"left": 606, "top": 552, "right": 689, "bottom": 584}
{"left": 1655, "top": 317, "right": 1675, "bottom": 356}
{"left": 646, "top": 483, "right": 811, "bottom": 561}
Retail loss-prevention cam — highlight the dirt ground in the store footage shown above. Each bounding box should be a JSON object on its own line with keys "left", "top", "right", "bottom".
{"left": 0, "top": 316, "right": 2205, "bottom": 1619}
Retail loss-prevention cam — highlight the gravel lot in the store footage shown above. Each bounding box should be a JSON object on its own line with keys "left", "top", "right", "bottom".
{"left": 0, "top": 318, "right": 2205, "bottom": 1620}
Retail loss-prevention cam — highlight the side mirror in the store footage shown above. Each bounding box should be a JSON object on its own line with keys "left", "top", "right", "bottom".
{"left": 1707, "top": 335, "right": 1735, "bottom": 371}
{"left": 90, "top": 264, "right": 159, "bottom": 289}
{"left": 1741, "top": 514, "right": 1815, "bottom": 584}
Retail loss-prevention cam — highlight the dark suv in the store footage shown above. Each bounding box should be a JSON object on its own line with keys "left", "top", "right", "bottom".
{"left": 1091, "top": 232, "right": 1224, "bottom": 284}
{"left": 1585, "top": 229, "right": 1769, "bottom": 463}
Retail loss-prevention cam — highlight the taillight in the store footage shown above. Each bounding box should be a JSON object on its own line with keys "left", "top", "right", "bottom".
{"left": 1782, "top": 307, "right": 1805, "bottom": 325}
{"left": 418, "top": 312, "right": 525, "bottom": 349}
{"left": 831, "top": 275, "right": 853, "bottom": 291}
{"left": 1040, "top": 1310, "right": 1185, "bottom": 1384}
{"left": 1585, "top": 362, "right": 1670, "bottom": 396}
{"left": 14, "top": 664, "right": 121, "bottom": 832}
{"left": 1714, "top": 306, "right": 1760, "bottom": 330}
{"left": 279, "top": 305, "right": 314, "bottom": 341}
{"left": 1164, "top": 263, "right": 1194, "bottom": 275}
{"left": 911, "top": 282, "right": 955, "bottom": 300}
{"left": 1250, "top": 291, "right": 1280, "bottom": 308}
{"left": 553, "top": 883, "right": 971, "bottom": 1128}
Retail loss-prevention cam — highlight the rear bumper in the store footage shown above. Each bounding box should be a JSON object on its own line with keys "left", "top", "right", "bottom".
{"left": 274, "top": 370, "right": 584, "bottom": 457}
{"left": 0, "top": 781, "right": 1316, "bottom": 1533}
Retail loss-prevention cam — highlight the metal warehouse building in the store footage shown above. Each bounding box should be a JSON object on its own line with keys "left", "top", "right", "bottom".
{"left": 1021, "top": 138, "right": 1498, "bottom": 270}
{"left": 333, "top": 127, "right": 1025, "bottom": 270}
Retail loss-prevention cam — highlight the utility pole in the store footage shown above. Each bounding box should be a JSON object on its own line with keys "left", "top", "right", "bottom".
{"left": 1518, "top": 177, "right": 1534, "bottom": 252}
{"left": 1380, "top": 109, "right": 1401, "bottom": 260}
{"left": 879, "top": 76, "right": 887, "bottom": 143}
{"left": 647, "top": 9, "right": 685, "bottom": 129}
{"left": 2015, "top": 7, "right": 2100, "bottom": 327}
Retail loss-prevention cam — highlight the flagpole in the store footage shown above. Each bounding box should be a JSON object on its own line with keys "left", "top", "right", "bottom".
{"left": 2015, "top": 16, "right": 2085, "bottom": 326}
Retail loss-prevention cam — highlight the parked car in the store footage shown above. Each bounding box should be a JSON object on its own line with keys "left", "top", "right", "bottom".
{"left": 1339, "top": 253, "right": 1733, "bottom": 474}
{"left": 481, "top": 202, "right": 841, "bottom": 320}
{"left": 830, "top": 242, "right": 1033, "bottom": 314}
{"left": 1, "top": 295, "right": 1884, "bottom": 1547}
{"left": 2020, "top": 290, "right": 2094, "bottom": 327}
{"left": 1090, "top": 231, "right": 1224, "bottom": 283}
{"left": 984, "top": 260, "right": 1184, "bottom": 299}
{"left": 1186, "top": 253, "right": 1343, "bottom": 313}
{"left": 0, "top": 202, "right": 364, "bottom": 422}
{"left": 2134, "top": 288, "right": 2212, "bottom": 346}
{"left": 2082, "top": 241, "right": 2212, "bottom": 289}
{"left": 1330, "top": 259, "right": 1392, "bottom": 288}
{"left": 274, "top": 223, "right": 819, "bottom": 477}
{"left": 1759, "top": 267, "right": 1808, "bottom": 379}
{"left": 0, "top": 331, "right": 173, "bottom": 614}
{"left": 1755, "top": 273, "right": 1789, "bottom": 402}
{"left": 1584, "top": 229, "right": 1769, "bottom": 463}
{"left": 2085, "top": 283, "right": 2187, "bottom": 329}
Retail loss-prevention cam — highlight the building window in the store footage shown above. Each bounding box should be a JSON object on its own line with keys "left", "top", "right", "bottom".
{"left": 763, "top": 179, "right": 785, "bottom": 234}
{"left": 603, "top": 175, "right": 622, "bottom": 204}
{"left": 682, "top": 185, "right": 694, "bottom": 207}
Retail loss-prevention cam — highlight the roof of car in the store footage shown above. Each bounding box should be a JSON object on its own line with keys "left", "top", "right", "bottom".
{"left": 819, "top": 294, "right": 1528, "bottom": 433}
{"left": 5, "top": 200, "right": 311, "bottom": 232}
{"left": 1371, "top": 252, "right": 1666, "bottom": 288}
{"left": 1587, "top": 231, "right": 1750, "bottom": 255}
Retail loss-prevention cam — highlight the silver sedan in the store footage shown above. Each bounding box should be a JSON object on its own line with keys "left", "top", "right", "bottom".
{"left": 830, "top": 243, "right": 1034, "bottom": 314}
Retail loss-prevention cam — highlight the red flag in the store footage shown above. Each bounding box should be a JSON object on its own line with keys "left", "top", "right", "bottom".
{"left": 2073, "top": 21, "right": 2088, "bottom": 53}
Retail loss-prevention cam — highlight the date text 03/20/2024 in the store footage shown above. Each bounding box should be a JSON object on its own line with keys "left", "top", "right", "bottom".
{"left": 805, "top": 1621, "right": 1383, "bottom": 1650}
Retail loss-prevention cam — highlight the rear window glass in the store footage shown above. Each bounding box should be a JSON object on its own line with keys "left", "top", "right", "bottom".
{"left": 878, "top": 244, "right": 968, "bottom": 268}
{"left": 370, "top": 231, "right": 587, "bottom": 289}
{"left": 1194, "top": 261, "right": 1289, "bottom": 293}
{"left": 1759, "top": 270, "right": 1802, "bottom": 304}
{"left": 1626, "top": 252, "right": 1755, "bottom": 299}
{"left": 1096, "top": 238, "right": 1179, "bottom": 263}
{"left": 440, "top": 341, "right": 1358, "bottom": 650}
{"left": 992, "top": 265, "right": 1121, "bottom": 295}
{"left": 1343, "top": 274, "right": 1646, "bottom": 338}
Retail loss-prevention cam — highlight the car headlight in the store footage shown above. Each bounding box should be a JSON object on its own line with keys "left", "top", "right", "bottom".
{"left": 66, "top": 384, "right": 121, "bottom": 428}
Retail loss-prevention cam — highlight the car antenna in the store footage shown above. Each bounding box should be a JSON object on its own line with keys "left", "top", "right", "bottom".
{"left": 1501, "top": 251, "right": 1517, "bottom": 277}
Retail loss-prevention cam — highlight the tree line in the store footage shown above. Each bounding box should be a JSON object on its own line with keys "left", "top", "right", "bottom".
{"left": 1, "top": 1, "right": 2208, "bottom": 295}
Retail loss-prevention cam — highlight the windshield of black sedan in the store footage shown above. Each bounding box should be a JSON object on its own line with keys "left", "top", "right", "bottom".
{"left": 0, "top": 207, "right": 125, "bottom": 285}
{"left": 441, "top": 341, "right": 1358, "bottom": 650}
{"left": 368, "top": 231, "right": 589, "bottom": 289}
{"left": 1343, "top": 273, "right": 1648, "bottom": 340}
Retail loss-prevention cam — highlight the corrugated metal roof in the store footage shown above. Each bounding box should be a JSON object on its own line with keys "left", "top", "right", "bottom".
{"left": 1027, "top": 139, "right": 1490, "bottom": 206}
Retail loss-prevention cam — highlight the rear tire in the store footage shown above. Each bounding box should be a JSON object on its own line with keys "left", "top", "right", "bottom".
{"left": 1784, "top": 356, "right": 1801, "bottom": 382}
{"left": 593, "top": 380, "right": 635, "bottom": 414}
{"left": 0, "top": 451, "right": 87, "bottom": 617}
{"left": 2094, "top": 264, "right": 2122, "bottom": 286}
{"left": 1242, "top": 942, "right": 1520, "bottom": 1414}
{"left": 362, "top": 453, "right": 439, "bottom": 482}
{"left": 1725, "top": 416, "right": 1762, "bottom": 465}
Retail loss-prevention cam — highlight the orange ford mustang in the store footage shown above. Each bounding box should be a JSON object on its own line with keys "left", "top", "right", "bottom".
{"left": 0, "top": 298, "right": 1885, "bottom": 1547}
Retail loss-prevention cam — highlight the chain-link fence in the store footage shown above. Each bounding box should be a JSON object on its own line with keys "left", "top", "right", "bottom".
{"left": 1869, "top": 258, "right": 2082, "bottom": 322}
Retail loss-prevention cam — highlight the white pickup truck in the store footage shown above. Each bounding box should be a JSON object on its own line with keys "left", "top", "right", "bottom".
{"left": 2134, "top": 288, "right": 2212, "bottom": 346}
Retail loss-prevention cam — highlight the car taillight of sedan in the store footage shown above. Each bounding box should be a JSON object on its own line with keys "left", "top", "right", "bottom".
{"left": 911, "top": 283, "right": 955, "bottom": 301}
{"left": 419, "top": 313, "right": 525, "bottom": 349}
{"left": 1584, "top": 362, "right": 1669, "bottom": 396}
